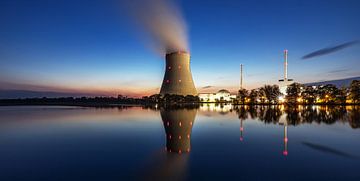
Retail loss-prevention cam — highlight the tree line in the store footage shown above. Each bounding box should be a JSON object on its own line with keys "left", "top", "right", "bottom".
{"left": 235, "top": 80, "right": 360, "bottom": 105}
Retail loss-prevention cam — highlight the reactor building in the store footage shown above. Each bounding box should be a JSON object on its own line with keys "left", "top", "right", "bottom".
{"left": 160, "top": 51, "right": 197, "bottom": 96}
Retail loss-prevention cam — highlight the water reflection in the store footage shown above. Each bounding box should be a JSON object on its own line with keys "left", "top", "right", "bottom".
{"left": 160, "top": 107, "right": 196, "bottom": 153}
{"left": 230, "top": 105, "right": 360, "bottom": 157}
{"left": 232, "top": 105, "right": 360, "bottom": 128}
{"left": 0, "top": 105, "right": 359, "bottom": 180}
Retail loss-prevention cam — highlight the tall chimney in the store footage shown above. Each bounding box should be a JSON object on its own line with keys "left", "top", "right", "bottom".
{"left": 240, "top": 64, "right": 243, "bottom": 90}
{"left": 284, "top": 50, "right": 288, "bottom": 80}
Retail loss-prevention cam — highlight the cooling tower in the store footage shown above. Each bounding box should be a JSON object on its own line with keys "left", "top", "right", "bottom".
{"left": 160, "top": 51, "right": 197, "bottom": 96}
{"left": 161, "top": 108, "right": 196, "bottom": 153}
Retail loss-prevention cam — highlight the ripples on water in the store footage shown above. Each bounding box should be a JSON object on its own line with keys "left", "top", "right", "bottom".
{"left": 0, "top": 105, "right": 359, "bottom": 180}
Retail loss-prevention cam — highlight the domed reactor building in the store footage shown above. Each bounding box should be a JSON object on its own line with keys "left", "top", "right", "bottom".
{"left": 160, "top": 51, "right": 197, "bottom": 96}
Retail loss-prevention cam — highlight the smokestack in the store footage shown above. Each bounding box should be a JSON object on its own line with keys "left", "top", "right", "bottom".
{"left": 284, "top": 50, "right": 288, "bottom": 80}
{"left": 240, "top": 64, "right": 243, "bottom": 89}
{"left": 160, "top": 51, "right": 197, "bottom": 96}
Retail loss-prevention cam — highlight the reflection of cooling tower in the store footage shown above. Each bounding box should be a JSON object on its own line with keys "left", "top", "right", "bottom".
{"left": 161, "top": 108, "right": 197, "bottom": 153}
{"left": 160, "top": 52, "right": 197, "bottom": 96}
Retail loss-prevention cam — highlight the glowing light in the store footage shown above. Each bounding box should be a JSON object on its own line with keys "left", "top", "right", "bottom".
{"left": 179, "top": 122, "right": 182, "bottom": 127}
{"left": 179, "top": 135, "right": 181, "bottom": 139}
{"left": 283, "top": 151, "right": 288, "bottom": 156}
{"left": 284, "top": 138, "right": 288, "bottom": 142}
{"left": 169, "top": 134, "right": 172, "bottom": 139}
{"left": 297, "top": 97, "right": 303, "bottom": 102}
{"left": 187, "top": 134, "right": 190, "bottom": 139}
{"left": 278, "top": 96, "right": 285, "bottom": 103}
{"left": 167, "top": 121, "right": 169, "bottom": 126}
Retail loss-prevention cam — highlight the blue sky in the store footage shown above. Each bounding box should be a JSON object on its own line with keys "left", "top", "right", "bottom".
{"left": 0, "top": 0, "right": 359, "bottom": 96}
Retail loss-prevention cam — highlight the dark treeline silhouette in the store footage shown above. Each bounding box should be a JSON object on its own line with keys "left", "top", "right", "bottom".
{"left": 235, "top": 80, "right": 360, "bottom": 105}
{"left": 0, "top": 96, "right": 144, "bottom": 107}
{"left": 0, "top": 94, "right": 200, "bottom": 106}
{"left": 234, "top": 105, "right": 360, "bottom": 129}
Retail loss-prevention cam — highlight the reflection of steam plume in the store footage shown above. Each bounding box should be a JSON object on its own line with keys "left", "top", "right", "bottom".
{"left": 141, "top": 153, "right": 189, "bottom": 181}
{"left": 161, "top": 108, "right": 196, "bottom": 153}
{"left": 124, "top": 0, "right": 188, "bottom": 54}
{"left": 302, "top": 40, "right": 359, "bottom": 59}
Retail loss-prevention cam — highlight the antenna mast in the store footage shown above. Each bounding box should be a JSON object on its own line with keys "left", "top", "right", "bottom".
{"left": 240, "top": 64, "right": 243, "bottom": 90}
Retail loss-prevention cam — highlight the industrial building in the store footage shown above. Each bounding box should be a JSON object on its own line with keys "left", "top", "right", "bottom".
{"left": 160, "top": 51, "right": 197, "bottom": 96}
{"left": 198, "top": 89, "right": 236, "bottom": 102}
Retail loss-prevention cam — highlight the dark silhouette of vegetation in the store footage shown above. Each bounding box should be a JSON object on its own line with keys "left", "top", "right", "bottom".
{"left": 0, "top": 94, "right": 200, "bottom": 106}
{"left": 234, "top": 80, "right": 359, "bottom": 105}
{"left": 349, "top": 80, "right": 360, "bottom": 104}
{"left": 237, "top": 88, "right": 249, "bottom": 104}
{"left": 261, "top": 85, "right": 281, "bottom": 104}
{"left": 286, "top": 83, "right": 302, "bottom": 104}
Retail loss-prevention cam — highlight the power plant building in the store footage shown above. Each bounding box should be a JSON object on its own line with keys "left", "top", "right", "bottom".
{"left": 199, "top": 89, "right": 236, "bottom": 102}
{"left": 160, "top": 51, "right": 197, "bottom": 96}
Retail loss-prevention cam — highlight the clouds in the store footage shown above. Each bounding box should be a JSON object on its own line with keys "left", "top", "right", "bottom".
{"left": 201, "top": 85, "right": 214, "bottom": 89}
{"left": 302, "top": 40, "right": 359, "bottom": 59}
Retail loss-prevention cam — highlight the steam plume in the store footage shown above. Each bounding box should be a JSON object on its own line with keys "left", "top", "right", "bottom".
{"left": 124, "top": 0, "right": 189, "bottom": 54}
{"left": 302, "top": 40, "right": 359, "bottom": 59}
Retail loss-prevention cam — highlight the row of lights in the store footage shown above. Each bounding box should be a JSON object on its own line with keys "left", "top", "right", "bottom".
{"left": 167, "top": 134, "right": 191, "bottom": 140}
{"left": 166, "top": 121, "right": 193, "bottom": 127}
{"left": 168, "top": 66, "right": 182, "bottom": 70}
{"left": 166, "top": 147, "right": 190, "bottom": 154}
{"left": 165, "top": 79, "right": 182, "bottom": 83}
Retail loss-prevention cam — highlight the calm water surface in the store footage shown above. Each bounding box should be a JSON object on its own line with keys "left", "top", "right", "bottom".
{"left": 0, "top": 105, "right": 359, "bottom": 181}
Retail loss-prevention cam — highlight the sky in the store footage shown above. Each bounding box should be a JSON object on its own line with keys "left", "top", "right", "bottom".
{"left": 0, "top": 0, "right": 360, "bottom": 97}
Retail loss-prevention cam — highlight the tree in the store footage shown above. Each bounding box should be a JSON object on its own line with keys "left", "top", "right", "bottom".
{"left": 249, "top": 89, "right": 259, "bottom": 104}
{"left": 260, "top": 85, "right": 281, "bottom": 104}
{"left": 301, "top": 86, "right": 316, "bottom": 104}
{"left": 238, "top": 88, "right": 249, "bottom": 104}
{"left": 286, "top": 83, "right": 303, "bottom": 104}
{"left": 334, "top": 87, "right": 347, "bottom": 104}
{"left": 349, "top": 80, "right": 360, "bottom": 104}
{"left": 258, "top": 88, "right": 266, "bottom": 103}
{"left": 317, "top": 84, "right": 338, "bottom": 103}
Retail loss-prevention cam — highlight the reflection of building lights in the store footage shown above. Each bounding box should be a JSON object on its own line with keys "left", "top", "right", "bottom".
{"left": 297, "top": 97, "right": 303, "bottom": 102}
{"left": 278, "top": 96, "right": 285, "bottom": 103}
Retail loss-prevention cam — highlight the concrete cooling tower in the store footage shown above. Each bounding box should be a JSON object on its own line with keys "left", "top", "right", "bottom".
{"left": 161, "top": 108, "right": 197, "bottom": 153}
{"left": 160, "top": 51, "right": 197, "bottom": 96}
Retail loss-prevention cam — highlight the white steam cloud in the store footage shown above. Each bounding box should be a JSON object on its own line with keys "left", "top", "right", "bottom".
{"left": 123, "top": 0, "right": 189, "bottom": 54}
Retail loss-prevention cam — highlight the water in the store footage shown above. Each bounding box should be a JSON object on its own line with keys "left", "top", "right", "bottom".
{"left": 0, "top": 105, "right": 359, "bottom": 181}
